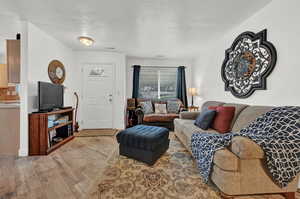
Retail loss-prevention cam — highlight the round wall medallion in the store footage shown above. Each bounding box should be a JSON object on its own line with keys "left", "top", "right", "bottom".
{"left": 48, "top": 60, "right": 66, "bottom": 84}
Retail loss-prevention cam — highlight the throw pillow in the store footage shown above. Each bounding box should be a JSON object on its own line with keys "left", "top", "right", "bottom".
{"left": 155, "top": 103, "right": 167, "bottom": 114}
{"left": 194, "top": 109, "right": 217, "bottom": 130}
{"left": 167, "top": 100, "right": 181, "bottom": 113}
{"left": 208, "top": 106, "right": 235, "bottom": 133}
{"left": 140, "top": 101, "right": 154, "bottom": 114}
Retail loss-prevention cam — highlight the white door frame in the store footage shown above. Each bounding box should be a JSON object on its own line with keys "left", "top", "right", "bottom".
{"left": 80, "top": 62, "right": 116, "bottom": 129}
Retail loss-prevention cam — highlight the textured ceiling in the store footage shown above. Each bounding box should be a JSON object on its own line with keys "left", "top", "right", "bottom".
{"left": 0, "top": 0, "right": 272, "bottom": 58}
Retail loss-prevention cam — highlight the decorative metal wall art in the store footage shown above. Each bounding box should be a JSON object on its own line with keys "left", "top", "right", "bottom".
{"left": 221, "top": 29, "right": 277, "bottom": 98}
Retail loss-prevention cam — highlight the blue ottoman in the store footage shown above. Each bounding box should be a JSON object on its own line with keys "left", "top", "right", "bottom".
{"left": 116, "top": 125, "right": 170, "bottom": 165}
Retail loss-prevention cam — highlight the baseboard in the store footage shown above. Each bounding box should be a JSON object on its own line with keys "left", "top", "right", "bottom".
{"left": 18, "top": 147, "right": 28, "bottom": 156}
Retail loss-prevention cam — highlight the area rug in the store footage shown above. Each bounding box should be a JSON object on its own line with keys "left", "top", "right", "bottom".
{"left": 97, "top": 136, "right": 299, "bottom": 199}
{"left": 75, "top": 129, "right": 119, "bottom": 137}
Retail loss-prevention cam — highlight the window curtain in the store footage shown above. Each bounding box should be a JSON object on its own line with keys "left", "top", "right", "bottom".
{"left": 176, "top": 66, "right": 188, "bottom": 108}
{"left": 132, "top": 65, "right": 141, "bottom": 98}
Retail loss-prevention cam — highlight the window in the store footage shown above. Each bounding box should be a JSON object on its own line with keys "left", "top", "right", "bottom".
{"left": 139, "top": 67, "right": 177, "bottom": 99}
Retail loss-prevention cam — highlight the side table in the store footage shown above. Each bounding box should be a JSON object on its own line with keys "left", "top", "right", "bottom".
{"left": 188, "top": 106, "right": 199, "bottom": 112}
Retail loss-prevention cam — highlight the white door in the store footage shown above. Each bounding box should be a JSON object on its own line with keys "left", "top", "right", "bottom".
{"left": 82, "top": 64, "right": 114, "bottom": 129}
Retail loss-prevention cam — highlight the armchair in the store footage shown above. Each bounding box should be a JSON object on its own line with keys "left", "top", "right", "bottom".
{"left": 135, "top": 98, "right": 185, "bottom": 130}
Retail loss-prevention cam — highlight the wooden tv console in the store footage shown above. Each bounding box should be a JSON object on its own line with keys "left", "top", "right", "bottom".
{"left": 29, "top": 108, "right": 74, "bottom": 155}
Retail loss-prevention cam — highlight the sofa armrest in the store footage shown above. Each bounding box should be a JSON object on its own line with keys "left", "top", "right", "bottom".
{"left": 135, "top": 107, "right": 144, "bottom": 124}
{"left": 179, "top": 111, "right": 200, "bottom": 120}
{"left": 230, "top": 136, "right": 264, "bottom": 159}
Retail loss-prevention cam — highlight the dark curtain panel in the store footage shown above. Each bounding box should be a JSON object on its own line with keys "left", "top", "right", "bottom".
{"left": 176, "top": 66, "right": 188, "bottom": 108}
{"left": 132, "top": 65, "right": 141, "bottom": 98}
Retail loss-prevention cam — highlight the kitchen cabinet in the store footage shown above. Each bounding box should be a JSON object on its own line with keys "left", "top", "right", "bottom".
{"left": 6, "top": 40, "right": 20, "bottom": 83}
{"left": 0, "top": 64, "right": 8, "bottom": 87}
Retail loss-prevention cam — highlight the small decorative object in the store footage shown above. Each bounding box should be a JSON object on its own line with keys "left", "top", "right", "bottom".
{"left": 127, "top": 98, "right": 136, "bottom": 110}
{"left": 188, "top": 88, "right": 197, "bottom": 106}
{"left": 89, "top": 67, "right": 105, "bottom": 77}
{"left": 74, "top": 92, "right": 79, "bottom": 132}
{"left": 221, "top": 29, "right": 277, "bottom": 98}
{"left": 48, "top": 60, "right": 66, "bottom": 84}
{"left": 126, "top": 98, "right": 137, "bottom": 128}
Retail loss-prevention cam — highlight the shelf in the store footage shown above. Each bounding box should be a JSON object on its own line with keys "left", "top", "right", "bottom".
{"left": 48, "top": 121, "right": 73, "bottom": 132}
{"left": 47, "top": 136, "right": 74, "bottom": 154}
{"left": 46, "top": 108, "right": 74, "bottom": 115}
{"left": 29, "top": 108, "right": 74, "bottom": 156}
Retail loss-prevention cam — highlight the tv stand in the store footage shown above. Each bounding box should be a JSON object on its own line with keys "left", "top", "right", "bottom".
{"left": 29, "top": 108, "right": 74, "bottom": 155}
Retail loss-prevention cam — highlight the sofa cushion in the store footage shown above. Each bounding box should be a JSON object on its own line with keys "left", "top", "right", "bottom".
{"left": 232, "top": 106, "right": 273, "bottom": 132}
{"left": 213, "top": 148, "right": 239, "bottom": 171}
{"left": 140, "top": 101, "right": 154, "bottom": 114}
{"left": 143, "top": 113, "right": 179, "bottom": 122}
{"left": 179, "top": 111, "right": 200, "bottom": 120}
{"left": 201, "top": 101, "right": 224, "bottom": 111}
{"left": 230, "top": 136, "right": 264, "bottom": 159}
{"left": 194, "top": 109, "right": 216, "bottom": 130}
{"left": 211, "top": 164, "right": 241, "bottom": 195}
{"left": 208, "top": 106, "right": 235, "bottom": 133}
{"left": 175, "top": 119, "right": 218, "bottom": 146}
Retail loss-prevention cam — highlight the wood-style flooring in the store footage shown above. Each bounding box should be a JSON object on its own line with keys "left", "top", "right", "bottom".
{"left": 0, "top": 136, "right": 117, "bottom": 199}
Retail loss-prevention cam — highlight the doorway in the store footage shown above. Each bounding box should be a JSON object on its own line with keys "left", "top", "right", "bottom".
{"left": 81, "top": 63, "right": 115, "bottom": 129}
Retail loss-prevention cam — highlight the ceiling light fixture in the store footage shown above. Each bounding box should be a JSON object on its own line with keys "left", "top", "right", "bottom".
{"left": 78, "top": 36, "right": 94, "bottom": 46}
{"left": 104, "top": 47, "right": 116, "bottom": 50}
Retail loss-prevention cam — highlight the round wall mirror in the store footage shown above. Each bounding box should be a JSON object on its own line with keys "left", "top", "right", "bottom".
{"left": 48, "top": 60, "right": 66, "bottom": 84}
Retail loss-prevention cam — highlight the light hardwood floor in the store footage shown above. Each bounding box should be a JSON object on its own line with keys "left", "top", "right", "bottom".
{"left": 0, "top": 136, "right": 117, "bottom": 199}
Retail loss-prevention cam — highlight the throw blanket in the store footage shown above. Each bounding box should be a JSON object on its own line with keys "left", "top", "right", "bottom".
{"left": 191, "top": 106, "right": 300, "bottom": 187}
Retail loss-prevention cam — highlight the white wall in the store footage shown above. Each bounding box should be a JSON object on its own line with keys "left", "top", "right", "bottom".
{"left": 192, "top": 0, "right": 300, "bottom": 107}
{"left": 126, "top": 56, "right": 193, "bottom": 104}
{"left": 19, "top": 22, "right": 78, "bottom": 156}
{"left": 19, "top": 21, "right": 29, "bottom": 156}
{"left": 74, "top": 51, "right": 126, "bottom": 129}
{"left": 27, "top": 23, "right": 78, "bottom": 113}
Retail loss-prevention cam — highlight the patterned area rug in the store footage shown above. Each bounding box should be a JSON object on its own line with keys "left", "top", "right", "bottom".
{"left": 97, "top": 136, "right": 299, "bottom": 199}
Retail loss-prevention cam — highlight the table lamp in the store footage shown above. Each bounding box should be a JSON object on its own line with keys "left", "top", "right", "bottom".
{"left": 188, "top": 88, "right": 197, "bottom": 107}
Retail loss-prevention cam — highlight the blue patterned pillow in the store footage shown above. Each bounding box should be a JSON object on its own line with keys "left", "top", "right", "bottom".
{"left": 167, "top": 100, "right": 181, "bottom": 113}
{"left": 140, "top": 101, "right": 154, "bottom": 114}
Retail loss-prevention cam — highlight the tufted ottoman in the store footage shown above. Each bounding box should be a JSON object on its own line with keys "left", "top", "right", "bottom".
{"left": 116, "top": 125, "right": 170, "bottom": 165}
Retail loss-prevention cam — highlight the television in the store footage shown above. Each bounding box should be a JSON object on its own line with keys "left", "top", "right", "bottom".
{"left": 38, "top": 81, "right": 64, "bottom": 111}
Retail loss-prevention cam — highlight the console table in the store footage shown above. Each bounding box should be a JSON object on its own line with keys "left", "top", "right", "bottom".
{"left": 29, "top": 108, "right": 74, "bottom": 155}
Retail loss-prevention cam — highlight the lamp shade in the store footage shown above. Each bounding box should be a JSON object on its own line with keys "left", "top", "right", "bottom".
{"left": 188, "top": 88, "right": 197, "bottom": 96}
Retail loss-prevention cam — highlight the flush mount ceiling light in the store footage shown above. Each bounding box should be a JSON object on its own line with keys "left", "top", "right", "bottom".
{"left": 104, "top": 47, "right": 116, "bottom": 50}
{"left": 78, "top": 36, "right": 94, "bottom": 46}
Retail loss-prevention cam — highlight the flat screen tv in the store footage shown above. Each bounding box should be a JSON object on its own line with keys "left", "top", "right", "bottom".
{"left": 38, "top": 81, "right": 64, "bottom": 111}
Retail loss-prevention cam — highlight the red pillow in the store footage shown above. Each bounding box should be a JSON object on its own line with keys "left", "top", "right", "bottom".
{"left": 208, "top": 106, "right": 235, "bottom": 133}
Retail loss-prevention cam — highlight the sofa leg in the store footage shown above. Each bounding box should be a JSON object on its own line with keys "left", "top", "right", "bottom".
{"left": 282, "top": 192, "right": 295, "bottom": 199}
